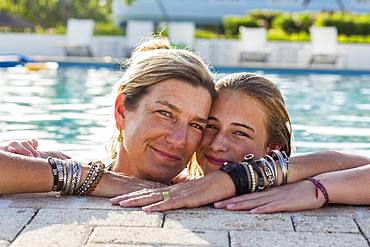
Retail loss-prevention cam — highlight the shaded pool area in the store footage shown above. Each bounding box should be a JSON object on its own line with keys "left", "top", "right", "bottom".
{"left": 0, "top": 64, "right": 369, "bottom": 160}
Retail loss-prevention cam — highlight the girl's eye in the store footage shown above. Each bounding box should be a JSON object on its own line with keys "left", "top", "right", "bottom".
{"left": 190, "top": 123, "right": 204, "bottom": 131}
{"left": 206, "top": 124, "right": 217, "bottom": 129}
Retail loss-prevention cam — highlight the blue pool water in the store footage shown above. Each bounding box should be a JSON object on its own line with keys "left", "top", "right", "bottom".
{"left": 0, "top": 64, "right": 369, "bottom": 160}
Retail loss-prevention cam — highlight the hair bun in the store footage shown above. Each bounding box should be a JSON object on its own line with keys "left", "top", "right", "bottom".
{"left": 134, "top": 36, "right": 171, "bottom": 53}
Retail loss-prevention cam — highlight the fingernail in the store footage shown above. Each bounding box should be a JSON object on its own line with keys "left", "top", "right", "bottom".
{"left": 249, "top": 209, "right": 257, "bottom": 214}
{"left": 226, "top": 203, "right": 235, "bottom": 209}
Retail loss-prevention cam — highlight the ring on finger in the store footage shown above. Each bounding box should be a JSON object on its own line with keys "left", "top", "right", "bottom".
{"left": 162, "top": 191, "right": 170, "bottom": 201}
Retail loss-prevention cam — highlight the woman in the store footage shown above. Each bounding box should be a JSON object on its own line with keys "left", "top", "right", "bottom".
{"left": 0, "top": 36, "right": 216, "bottom": 196}
{"left": 110, "top": 73, "right": 370, "bottom": 211}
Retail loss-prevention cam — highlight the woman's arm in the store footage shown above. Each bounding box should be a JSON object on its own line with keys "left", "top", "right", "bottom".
{"left": 0, "top": 151, "right": 166, "bottom": 196}
{"left": 214, "top": 164, "right": 370, "bottom": 213}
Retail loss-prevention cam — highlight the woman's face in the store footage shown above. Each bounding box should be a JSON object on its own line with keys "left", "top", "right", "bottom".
{"left": 116, "top": 79, "right": 212, "bottom": 183}
{"left": 196, "top": 90, "right": 270, "bottom": 175}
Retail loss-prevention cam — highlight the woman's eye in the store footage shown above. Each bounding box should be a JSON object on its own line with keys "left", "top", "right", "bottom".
{"left": 190, "top": 123, "right": 204, "bottom": 131}
{"left": 234, "top": 131, "right": 249, "bottom": 138}
{"left": 158, "top": 110, "right": 172, "bottom": 118}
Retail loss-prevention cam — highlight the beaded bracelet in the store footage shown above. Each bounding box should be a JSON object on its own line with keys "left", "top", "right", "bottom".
{"left": 47, "top": 157, "right": 65, "bottom": 192}
{"left": 307, "top": 177, "right": 329, "bottom": 206}
{"left": 85, "top": 161, "right": 105, "bottom": 195}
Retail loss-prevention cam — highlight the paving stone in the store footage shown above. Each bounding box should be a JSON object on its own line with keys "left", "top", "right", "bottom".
{"left": 86, "top": 244, "right": 156, "bottom": 247}
{"left": 230, "top": 230, "right": 368, "bottom": 247}
{"left": 288, "top": 205, "right": 357, "bottom": 217}
{"left": 0, "top": 208, "right": 36, "bottom": 241}
{"left": 2, "top": 194, "right": 137, "bottom": 211}
{"left": 11, "top": 224, "right": 92, "bottom": 247}
{"left": 88, "top": 226, "right": 228, "bottom": 246}
{"left": 355, "top": 206, "right": 370, "bottom": 217}
{"left": 164, "top": 211, "right": 293, "bottom": 231}
{"left": 292, "top": 215, "right": 359, "bottom": 234}
{"left": 32, "top": 208, "right": 163, "bottom": 227}
{"left": 2, "top": 193, "right": 82, "bottom": 209}
{"left": 77, "top": 196, "right": 139, "bottom": 210}
{"left": 355, "top": 217, "right": 370, "bottom": 242}
{"left": 0, "top": 241, "right": 9, "bottom": 247}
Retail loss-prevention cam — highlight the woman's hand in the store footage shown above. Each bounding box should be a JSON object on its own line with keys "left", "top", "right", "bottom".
{"left": 213, "top": 180, "right": 325, "bottom": 214}
{"left": 0, "top": 139, "right": 70, "bottom": 160}
{"left": 91, "top": 172, "right": 169, "bottom": 197}
{"left": 110, "top": 171, "right": 236, "bottom": 212}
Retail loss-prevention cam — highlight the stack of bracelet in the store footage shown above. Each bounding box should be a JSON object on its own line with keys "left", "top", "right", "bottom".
{"left": 47, "top": 157, "right": 105, "bottom": 196}
{"left": 219, "top": 150, "right": 289, "bottom": 195}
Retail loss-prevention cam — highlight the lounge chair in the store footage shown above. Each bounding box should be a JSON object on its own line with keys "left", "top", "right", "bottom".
{"left": 61, "top": 19, "right": 95, "bottom": 57}
{"left": 168, "top": 22, "right": 195, "bottom": 46}
{"left": 309, "top": 26, "right": 338, "bottom": 64}
{"left": 239, "top": 27, "right": 270, "bottom": 63}
{"left": 126, "top": 20, "right": 154, "bottom": 56}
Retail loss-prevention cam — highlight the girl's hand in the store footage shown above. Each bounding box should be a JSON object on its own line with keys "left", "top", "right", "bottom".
{"left": 214, "top": 180, "right": 325, "bottom": 214}
{"left": 0, "top": 139, "right": 71, "bottom": 160}
{"left": 1, "top": 139, "right": 40, "bottom": 157}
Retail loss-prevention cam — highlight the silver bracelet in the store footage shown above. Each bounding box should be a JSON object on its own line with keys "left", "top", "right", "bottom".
{"left": 265, "top": 154, "right": 278, "bottom": 186}
{"left": 63, "top": 160, "right": 73, "bottom": 195}
{"left": 247, "top": 164, "right": 257, "bottom": 192}
{"left": 272, "top": 150, "right": 289, "bottom": 185}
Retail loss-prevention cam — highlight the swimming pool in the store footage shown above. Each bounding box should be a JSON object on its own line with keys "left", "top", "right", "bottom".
{"left": 0, "top": 64, "right": 369, "bottom": 160}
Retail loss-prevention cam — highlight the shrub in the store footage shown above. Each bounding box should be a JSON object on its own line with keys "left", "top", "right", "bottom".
{"left": 223, "top": 15, "right": 259, "bottom": 36}
{"left": 272, "top": 14, "right": 298, "bottom": 34}
{"left": 94, "top": 22, "right": 124, "bottom": 36}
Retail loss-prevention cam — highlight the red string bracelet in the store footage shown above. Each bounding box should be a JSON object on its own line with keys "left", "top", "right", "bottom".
{"left": 307, "top": 177, "right": 329, "bottom": 206}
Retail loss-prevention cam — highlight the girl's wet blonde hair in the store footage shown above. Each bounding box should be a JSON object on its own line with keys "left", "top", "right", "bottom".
{"left": 107, "top": 36, "right": 216, "bottom": 168}
{"left": 189, "top": 72, "right": 293, "bottom": 177}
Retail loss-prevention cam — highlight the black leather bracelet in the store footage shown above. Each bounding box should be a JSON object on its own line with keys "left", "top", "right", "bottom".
{"left": 219, "top": 162, "right": 250, "bottom": 195}
{"left": 47, "top": 157, "right": 59, "bottom": 191}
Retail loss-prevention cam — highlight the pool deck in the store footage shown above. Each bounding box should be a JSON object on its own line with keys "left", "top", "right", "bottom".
{"left": 0, "top": 193, "right": 369, "bottom": 246}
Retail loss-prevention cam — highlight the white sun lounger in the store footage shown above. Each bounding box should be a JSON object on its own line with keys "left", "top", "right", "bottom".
{"left": 309, "top": 26, "right": 339, "bottom": 64}
{"left": 61, "top": 19, "right": 95, "bottom": 57}
{"left": 239, "top": 27, "right": 270, "bottom": 63}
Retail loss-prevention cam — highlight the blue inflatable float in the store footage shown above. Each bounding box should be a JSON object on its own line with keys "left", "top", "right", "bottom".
{"left": 0, "top": 53, "right": 58, "bottom": 70}
{"left": 0, "top": 53, "right": 33, "bottom": 67}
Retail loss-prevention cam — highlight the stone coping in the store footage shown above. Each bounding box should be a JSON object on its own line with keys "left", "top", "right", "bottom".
{"left": 1, "top": 193, "right": 369, "bottom": 246}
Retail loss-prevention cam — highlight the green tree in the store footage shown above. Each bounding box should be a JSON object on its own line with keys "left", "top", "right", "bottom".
{"left": 0, "top": 0, "right": 113, "bottom": 28}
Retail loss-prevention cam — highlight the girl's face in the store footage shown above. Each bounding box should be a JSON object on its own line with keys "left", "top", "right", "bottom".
{"left": 196, "top": 90, "right": 270, "bottom": 175}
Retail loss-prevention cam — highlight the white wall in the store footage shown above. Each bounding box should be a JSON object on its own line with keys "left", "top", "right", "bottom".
{"left": 0, "top": 33, "right": 127, "bottom": 58}
{"left": 1, "top": 32, "right": 370, "bottom": 70}
{"left": 193, "top": 39, "right": 370, "bottom": 70}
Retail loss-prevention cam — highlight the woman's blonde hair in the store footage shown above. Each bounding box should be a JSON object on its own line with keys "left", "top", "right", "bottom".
{"left": 107, "top": 36, "right": 216, "bottom": 166}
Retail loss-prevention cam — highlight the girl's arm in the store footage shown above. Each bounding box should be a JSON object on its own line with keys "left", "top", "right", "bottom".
{"left": 214, "top": 164, "right": 370, "bottom": 213}
{"left": 286, "top": 151, "right": 369, "bottom": 184}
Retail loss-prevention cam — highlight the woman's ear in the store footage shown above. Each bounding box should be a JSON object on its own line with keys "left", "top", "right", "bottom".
{"left": 114, "top": 93, "right": 126, "bottom": 129}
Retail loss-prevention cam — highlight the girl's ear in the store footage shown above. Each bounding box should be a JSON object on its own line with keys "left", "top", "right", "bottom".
{"left": 114, "top": 93, "right": 126, "bottom": 129}
{"left": 266, "top": 144, "right": 283, "bottom": 153}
